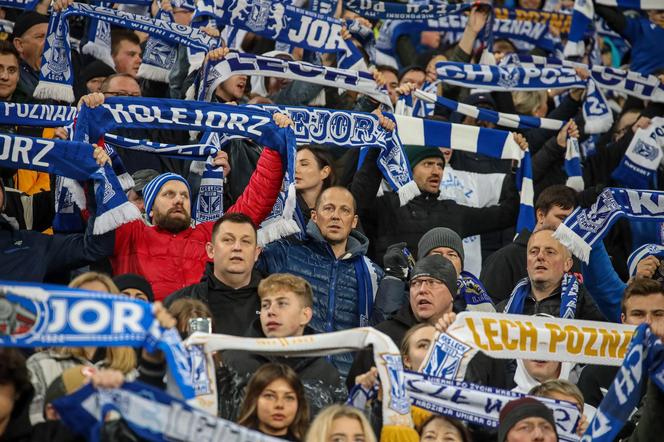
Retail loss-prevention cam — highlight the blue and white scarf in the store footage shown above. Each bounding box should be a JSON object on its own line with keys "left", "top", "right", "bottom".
{"left": 458, "top": 271, "right": 495, "bottom": 313}
{"left": 504, "top": 273, "right": 580, "bottom": 319}
{"left": 198, "top": 52, "right": 391, "bottom": 107}
{"left": 344, "top": 0, "right": 469, "bottom": 21}
{"left": 197, "top": 0, "right": 364, "bottom": 70}
{"left": 554, "top": 188, "right": 664, "bottom": 263}
{"left": 35, "top": 2, "right": 217, "bottom": 103}
{"left": 565, "top": 137, "right": 584, "bottom": 192}
{"left": 0, "top": 133, "right": 140, "bottom": 234}
{"left": 566, "top": 0, "right": 663, "bottom": 57}
{"left": 81, "top": 1, "right": 114, "bottom": 67}
{"left": 54, "top": 382, "right": 282, "bottom": 442}
{"left": 612, "top": 117, "right": 664, "bottom": 189}
{"left": 0, "top": 0, "right": 39, "bottom": 9}
{"left": 137, "top": 9, "right": 179, "bottom": 83}
{"left": 403, "top": 371, "right": 582, "bottom": 441}
{"left": 0, "top": 281, "right": 195, "bottom": 399}
{"left": 0, "top": 18, "right": 13, "bottom": 36}
{"left": 515, "top": 149, "right": 536, "bottom": 233}
{"left": 103, "top": 134, "right": 224, "bottom": 224}
{"left": 0, "top": 102, "right": 77, "bottom": 126}
{"left": 581, "top": 323, "right": 664, "bottom": 441}
{"left": 627, "top": 243, "right": 664, "bottom": 277}
{"left": 354, "top": 256, "right": 379, "bottom": 327}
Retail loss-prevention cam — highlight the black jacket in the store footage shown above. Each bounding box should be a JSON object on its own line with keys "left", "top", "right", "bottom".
{"left": 351, "top": 150, "right": 519, "bottom": 265}
{"left": 165, "top": 263, "right": 262, "bottom": 336}
{"left": 218, "top": 320, "right": 347, "bottom": 420}
{"left": 495, "top": 282, "right": 606, "bottom": 321}
{"left": 0, "top": 215, "right": 113, "bottom": 282}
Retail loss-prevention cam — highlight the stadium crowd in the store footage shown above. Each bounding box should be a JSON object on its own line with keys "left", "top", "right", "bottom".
{"left": 1, "top": 0, "right": 664, "bottom": 441}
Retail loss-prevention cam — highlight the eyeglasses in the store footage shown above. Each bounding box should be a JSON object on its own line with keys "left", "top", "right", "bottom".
{"left": 103, "top": 91, "right": 141, "bottom": 97}
{"left": 409, "top": 278, "right": 443, "bottom": 289}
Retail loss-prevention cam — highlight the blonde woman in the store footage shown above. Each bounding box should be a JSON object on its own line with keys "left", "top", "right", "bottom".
{"left": 26, "top": 272, "right": 138, "bottom": 425}
{"left": 305, "top": 404, "right": 376, "bottom": 442}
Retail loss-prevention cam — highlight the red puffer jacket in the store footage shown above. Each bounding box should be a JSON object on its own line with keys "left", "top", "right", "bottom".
{"left": 111, "top": 148, "right": 283, "bottom": 301}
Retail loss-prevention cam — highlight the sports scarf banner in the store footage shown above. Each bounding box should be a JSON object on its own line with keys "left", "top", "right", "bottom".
{"left": 554, "top": 188, "right": 664, "bottom": 263}
{"left": 0, "top": 281, "right": 195, "bottom": 400}
{"left": 249, "top": 103, "right": 419, "bottom": 206}
{"left": 195, "top": 0, "right": 364, "bottom": 70}
{"left": 504, "top": 274, "right": 580, "bottom": 319}
{"left": 420, "top": 312, "right": 635, "bottom": 382}
{"left": 198, "top": 52, "right": 392, "bottom": 108}
{"left": 0, "top": 0, "right": 39, "bottom": 9}
{"left": 458, "top": 271, "right": 495, "bottom": 313}
{"left": 515, "top": 149, "right": 536, "bottom": 233}
{"left": 35, "top": 2, "right": 216, "bottom": 103}
{"left": 187, "top": 328, "right": 417, "bottom": 437}
{"left": 611, "top": 117, "right": 664, "bottom": 189}
{"left": 0, "top": 102, "right": 77, "bottom": 127}
{"left": 102, "top": 133, "right": 224, "bottom": 225}
{"left": 565, "top": 137, "right": 584, "bottom": 191}
{"left": 343, "top": 0, "right": 470, "bottom": 21}
{"left": 404, "top": 371, "right": 582, "bottom": 441}
{"left": 137, "top": 9, "right": 179, "bottom": 83}
{"left": 0, "top": 133, "right": 140, "bottom": 234}
{"left": 73, "top": 97, "right": 296, "bottom": 243}
{"left": 627, "top": 243, "right": 664, "bottom": 277}
{"left": 0, "top": 18, "right": 13, "bottom": 37}
{"left": 566, "top": 0, "right": 663, "bottom": 57}
{"left": 54, "top": 382, "right": 284, "bottom": 442}
{"left": 581, "top": 323, "right": 664, "bottom": 441}
{"left": 82, "top": 1, "right": 114, "bottom": 68}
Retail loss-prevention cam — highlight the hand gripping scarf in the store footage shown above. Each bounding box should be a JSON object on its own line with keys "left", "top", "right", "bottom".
{"left": 627, "top": 243, "right": 664, "bottom": 277}
{"left": 611, "top": 117, "right": 664, "bottom": 189}
{"left": 554, "top": 188, "right": 664, "bottom": 263}
{"left": 0, "top": 281, "right": 195, "bottom": 399}
{"left": 0, "top": 133, "right": 140, "bottom": 234}
{"left": 186, "top": 328, "right": 419, "bottom": 442}
{"left": 35, "top": 2, "right": 217, "bottom": 103}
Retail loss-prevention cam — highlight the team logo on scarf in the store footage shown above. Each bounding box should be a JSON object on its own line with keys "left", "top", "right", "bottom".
{"left": 577, "top": 189, "right": 621, "bottom": 234}
{"left": 497, "top": 68, "right": 521, "bottom": 89}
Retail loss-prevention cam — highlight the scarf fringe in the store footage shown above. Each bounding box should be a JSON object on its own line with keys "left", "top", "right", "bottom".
{"left": 81, "top": 41, "right": 114, "bottom": 68}
{"left": 93, "top": 201, "right": 141, "bottom": 234}
{"left": 553, "top": 222, "right": 591, "bottom": 263}
{"left": 33, "top": 81, "right": 75, "bottom": 104}
{"left": 257, "top": 218, "right": 300, "bottom": 247}
{"left": 566, "top": 175, "right": 585, "bottom": 192}
{"left": 584, "top": 110, "right": 614, "bottom": 134}
{"left": 117, "top": 172, "right": 135, "bottom": 192}
{"left": 397, "top": 180, "right": 421, "bottom": 206}
{"left": 137, "top": 63, "right": 170, "bottom": 83}
{"left": 564, "top": 40, "right": 585, "bottom": 58}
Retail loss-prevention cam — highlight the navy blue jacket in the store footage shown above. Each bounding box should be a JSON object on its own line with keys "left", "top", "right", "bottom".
{"left": 0, "top": 215, "right": 113, "bottom": 282}
{"left": 257, "top": 221, "right": 384, "bottom": 375}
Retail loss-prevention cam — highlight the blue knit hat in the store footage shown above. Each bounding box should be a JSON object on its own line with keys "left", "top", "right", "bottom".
{"left": 143, "top": 173, "right": 191, "bottom": 221}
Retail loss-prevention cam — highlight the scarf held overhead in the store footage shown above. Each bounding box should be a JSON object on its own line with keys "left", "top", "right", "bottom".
{"left": 0, "top": 281, "right": 195, "bottom": 399}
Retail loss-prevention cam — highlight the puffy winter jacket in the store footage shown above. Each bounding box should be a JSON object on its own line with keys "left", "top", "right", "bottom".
{"left": 257, "top": 221, "right": 384, "bottom": 375}
{"left": 111, "top": 148, "right": 283, "bottom": 301}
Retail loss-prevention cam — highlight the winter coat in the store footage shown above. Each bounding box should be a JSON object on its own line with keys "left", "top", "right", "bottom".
{"left": 0, "top": 215, "right": 113, "bottom": 282}
{"left": 111, "top": 148, "right": 283, "bottom": 301}
{"left": 495, "top": 281, "right": 606, "bottom": 321}
{"left": 257, "top": 221, "right": 384, "bottom": 375}
{"left": 218, "top": 321, "right": 347, "bottom": 420}
{"left": 165, "top": 263, "right": 262, "bottom": 336}
{"left": 351, "top": 149, "right": 519, "bottom": 265}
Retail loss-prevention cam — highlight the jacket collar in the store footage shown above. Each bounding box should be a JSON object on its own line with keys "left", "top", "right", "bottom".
{"left": 305, "top": 220, "right": 369, "bottom": 259}
{"left": 202, "top": 262, "right": 263, "bottom": 290}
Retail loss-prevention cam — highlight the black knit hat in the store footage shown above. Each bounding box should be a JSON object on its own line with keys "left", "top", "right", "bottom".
{"left": 410, "top": 254, "right": 458, "bottom": 296}
{"left": 113, "top": 273, "right": 154, "bottom": 302}
{"left": 405, "top": 146, "right": 445, "bottom": 169}
{"left": 12, "top": 11, "right": 49, "bottom": 39}
{"left": 79, "top": 60, "right": 116, "bottom": 86}
{"left": 417, "top": 227, "right": 464, "bottom": 262}
{"left": 498, "top": 397, "right": 558, "bottom": 442}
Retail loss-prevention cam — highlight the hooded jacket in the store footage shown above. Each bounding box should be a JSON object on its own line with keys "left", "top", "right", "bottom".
{"left": 257, "top": 221, "right": 384, "bottom": 375}
{"left": 165, "top": 263, "right": 262, "bottom": 336}
{"left": 111, "top": 148, "right": 283, "bottom": 301}
{"left": 217, "top": 319, "right": 347, "bottom": 421}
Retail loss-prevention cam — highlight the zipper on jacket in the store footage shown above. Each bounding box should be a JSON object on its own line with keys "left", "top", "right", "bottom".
{"left": 326, "top": 261, "right": 338, "bottom": 333}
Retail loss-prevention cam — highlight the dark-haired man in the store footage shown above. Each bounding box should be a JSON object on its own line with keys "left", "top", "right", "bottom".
{"left": 0, "top": 41, "right": 19, "bottom": 102}
{"left": 165, "top": 212, "right": 264, "bottom": 335}
{"left": 111, "top": 29, "right": 142, "bottom": 77}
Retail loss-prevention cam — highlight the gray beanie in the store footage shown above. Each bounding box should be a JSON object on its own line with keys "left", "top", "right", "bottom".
{"left": 417, "top": 227, "right": 465, "bottom": 262}
{"left": 410, "top": 255, "right": 458, "bottom": 296}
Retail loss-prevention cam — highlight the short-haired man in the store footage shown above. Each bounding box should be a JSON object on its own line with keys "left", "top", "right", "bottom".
{"left": 481, "top": 185, "right": 579, "bottom": 303}
{"left": 578, "top": 278, "right": 664, "bottom": 411}
{"left": 258, "top": 186, "right": 383, "bottom": 375}
{"left": 216, "top": 273, "right": 346, "bottom": 419}
{"left": 11, "top": 11, "right": 49, "bottom": 98}
{"left": 0, "top": 41, "right": 19, "bottom": 102}
{"left": 111, "top": 30, "right": 142, "bottom": 77}
{"left": 165, "top": 213, "right": 264, "bottom": 335}
{"left": 498, "top": 227, "right": 604, "bottom": 321}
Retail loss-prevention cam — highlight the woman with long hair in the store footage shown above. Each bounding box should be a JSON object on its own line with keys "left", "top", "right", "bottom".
{"left": 295, "top": 146, "right": 336, "bottom": 223}
{"left": 237, "top": 363, "right": 309, "bottom": 441}
{"left": 26, "top": 272, "right": 138, "bottom": 424}
{"left": 305, "top": 404, "right": 376, "bottom": 442}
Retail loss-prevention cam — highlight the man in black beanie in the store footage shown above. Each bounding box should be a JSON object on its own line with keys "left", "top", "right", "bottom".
{"left": 11, "top": 11, "right": 49, "bottom": 98}
{"left": 498, "top": 397, "right": 558, "bottom": 442}
{"left": 113, "top": 273, "right": 154, "bottom": 302}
